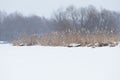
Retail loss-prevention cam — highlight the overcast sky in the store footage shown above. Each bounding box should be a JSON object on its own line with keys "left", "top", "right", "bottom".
{"left": 0, "top": 0, "right": 119, "bottom": 18}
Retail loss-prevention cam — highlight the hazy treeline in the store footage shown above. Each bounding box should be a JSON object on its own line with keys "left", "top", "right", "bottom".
{"left": 0, "top": 12, "right": 58, "bottom": 41}
{"left": 0, "top": 5, "right": 120, "bottom": 41}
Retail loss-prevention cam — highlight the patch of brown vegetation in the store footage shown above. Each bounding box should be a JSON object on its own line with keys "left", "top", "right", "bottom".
{"left": 12, "top": 31, "right": 120, "bottom": 47}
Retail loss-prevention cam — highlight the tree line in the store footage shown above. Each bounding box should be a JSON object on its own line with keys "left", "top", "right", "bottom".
{"left": 0, "top": 5, "right": 120, "bottom": 41}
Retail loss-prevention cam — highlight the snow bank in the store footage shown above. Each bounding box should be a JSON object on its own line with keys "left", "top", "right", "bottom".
{"left": 0, "top": 44, "right": 120, "bottom": 80}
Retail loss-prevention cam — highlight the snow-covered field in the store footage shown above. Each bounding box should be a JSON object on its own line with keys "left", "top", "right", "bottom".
{"left": 0, "top": 44, "right": 120, "bottom": 80}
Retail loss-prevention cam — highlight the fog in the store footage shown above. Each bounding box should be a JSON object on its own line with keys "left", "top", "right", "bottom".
{"left": 0, "top": 0, "right": 120, "bottom": 41}
{"left": 0, "top": 0, "right": 120, "bottom": 18}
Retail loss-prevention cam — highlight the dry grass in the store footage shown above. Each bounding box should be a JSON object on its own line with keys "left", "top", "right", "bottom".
{"left": 12, "top": 31, "right": 120, "bottom": 47}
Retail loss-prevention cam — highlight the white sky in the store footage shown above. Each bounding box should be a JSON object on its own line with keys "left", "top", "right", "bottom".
{"left": 0, "top": 0, "right": 120, "bottom": 18}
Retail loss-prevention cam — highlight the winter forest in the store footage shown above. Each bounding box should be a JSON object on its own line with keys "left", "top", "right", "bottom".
{"left": 0, "top": 5, "right": 120, "bottom": 42}
{"left": 1, "top": 1, "right": 120, "bottom": 80}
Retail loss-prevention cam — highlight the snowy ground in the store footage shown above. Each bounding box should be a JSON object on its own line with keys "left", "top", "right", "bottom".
{"left": 0, "top": 44, "right": 120, "bottom": 80}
